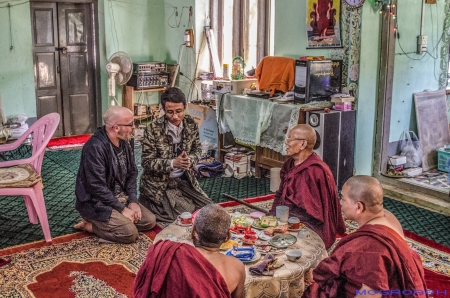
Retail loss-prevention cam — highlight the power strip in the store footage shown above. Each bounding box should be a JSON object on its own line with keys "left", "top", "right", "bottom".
{"left": 417, "top": 35, "right": 428, "bottom": 54}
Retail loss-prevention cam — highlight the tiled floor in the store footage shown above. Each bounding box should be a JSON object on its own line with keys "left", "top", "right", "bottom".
{"left": 0, "top": 146, "right": 449, "bottom": 249}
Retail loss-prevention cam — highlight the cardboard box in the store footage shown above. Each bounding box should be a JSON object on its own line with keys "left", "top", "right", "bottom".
{"left": 212, "top": 79, "right": 258, "bottom": 94}
{"left": 388, "top": 155, "right": 407, "bottom": 166}
{"left": 187, "top": 103, "right": 219, "bottom": 158}
{"left": 230, "top": 79, "right": 257, "bottom": 94}
{"left": 213, "top": 80, "right": 233, "bottom": 93}
{"left": 334, "top": 102, "right": 352, "bottom": 111}
{"left": 331, "top": 95, "right": 355, "bottom": 102}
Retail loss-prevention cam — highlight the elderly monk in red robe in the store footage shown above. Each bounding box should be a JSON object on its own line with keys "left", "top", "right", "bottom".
{"left": 269, "top": 124, "right": 345, "bottom": 249}
{"left": 303, "top": 175, "right": 428, "bottom": 298}
{"left": 134, "top": 204, "right": 245, "bottom": 298}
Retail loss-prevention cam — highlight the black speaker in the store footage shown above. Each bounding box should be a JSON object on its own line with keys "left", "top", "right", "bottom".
{"left": 306, "top": 110, "right": 356, "bottom": 190}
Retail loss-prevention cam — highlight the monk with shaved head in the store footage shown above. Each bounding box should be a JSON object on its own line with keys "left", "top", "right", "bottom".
{"left": 269, "top": 124, "right": 345, "bottom": 249}
{"left": 135, "top": 204, "right": 245, "bottom": 298}
{"left": 74, "top": 106, "right": 156, "bottom": 243}
{"left": 303, "top": 175, "right": 428, "bottom": 298}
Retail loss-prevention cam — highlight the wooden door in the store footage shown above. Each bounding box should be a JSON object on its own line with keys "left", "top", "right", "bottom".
{"left": 31, "top": 2, "right": 98, "bottom": 136}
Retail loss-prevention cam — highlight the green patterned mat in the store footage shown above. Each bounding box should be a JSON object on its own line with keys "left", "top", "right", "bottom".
{"left": 0, "top": 146, "right": 449, "bottom": 249}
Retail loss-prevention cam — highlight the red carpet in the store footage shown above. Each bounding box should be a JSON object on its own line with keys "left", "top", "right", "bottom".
{"left": 47, "top": 134, "right": 91, "bottom": 149}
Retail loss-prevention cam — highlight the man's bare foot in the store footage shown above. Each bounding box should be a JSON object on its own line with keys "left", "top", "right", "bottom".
{"left": 74, "top": 220, "right": 93, "bottom": 233}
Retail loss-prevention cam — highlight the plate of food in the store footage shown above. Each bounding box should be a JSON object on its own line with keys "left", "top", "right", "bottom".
{"left": 269, "top": 234, "right": 297, "bottom": 248}
{"left": 251, "top": 216, "right": 278, "bottom": 229}
{"left": 257, "top": 230, "right": 272, "bottom": 241}
{"left": 242, "top": 250, "right": 261, "bottom": 263}
{"left": 220, "top": 239, "right": 241, "bottom": 251}
{"left": 255, "top": 245, "right": 286, "bottom": 255}
{"left": 263, "top": 225, "right": 289, "bottom": 236}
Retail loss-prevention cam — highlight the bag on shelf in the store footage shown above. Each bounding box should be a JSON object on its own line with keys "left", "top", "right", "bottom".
{"left": 399, "top": 130, "right": 422, "bottom": 168}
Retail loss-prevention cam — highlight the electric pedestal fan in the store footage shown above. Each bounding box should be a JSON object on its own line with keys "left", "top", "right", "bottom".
{"left": 106, "top": 51, "right": 133, "bottom": 106}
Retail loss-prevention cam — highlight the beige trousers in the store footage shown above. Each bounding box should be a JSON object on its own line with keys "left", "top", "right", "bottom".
{"left": 88, "top": 201, "right": 156, "bottom": 244}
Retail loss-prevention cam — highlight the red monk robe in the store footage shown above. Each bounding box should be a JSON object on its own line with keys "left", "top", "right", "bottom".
{"left": 269, "top": 153, "right": 345, "bottom": 249}
{"left": 134, "top": 240, "right": 232, "bottom": 298}
{"left": 303, "top": 225, "right": 428, "bottom": 298}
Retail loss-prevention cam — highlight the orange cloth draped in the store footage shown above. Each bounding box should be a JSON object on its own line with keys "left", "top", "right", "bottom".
{"left": 134, "top": 240, "right": 231, "bottom": 298}
{"left": 255, "top": 56, "right": 295, "bottom": 96}
{"left": 303, "top": 225, "right": 429, "bottom": 298}
{"left": 269, "top": 153, "right": 345, "bottom": 249}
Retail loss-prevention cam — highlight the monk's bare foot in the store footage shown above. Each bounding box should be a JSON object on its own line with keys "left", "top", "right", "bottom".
{"left": 74, "top": 220, "right": 93, "bottom": 233}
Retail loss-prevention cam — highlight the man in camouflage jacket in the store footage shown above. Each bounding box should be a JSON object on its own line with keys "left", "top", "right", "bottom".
{"left": 139, "top": 87, "right": 212, "bottom": 222}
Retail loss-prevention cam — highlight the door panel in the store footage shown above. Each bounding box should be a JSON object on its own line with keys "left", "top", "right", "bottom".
{"left": 31, "top": 3, "right": 63, "bottom": 136}
{"left": 69, "top": 94, "right": 90, "bottom": 132}
{"left": 31, "top": 2, "right": 98, "bottom": 137}
{"left": 59, "top": 3, "right": 95, "bottom": 136}
{"left": 37, "top": 95, "right": 59, "bottom": 117}
{"left": 36, "top": 53, "right": 57, "bottom": 89}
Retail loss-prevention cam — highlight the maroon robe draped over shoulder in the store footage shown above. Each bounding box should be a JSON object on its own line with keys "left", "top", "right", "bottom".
{"left": 303, "top": 225, "right": 428, "bottom": 298}
{"left": 134, "top": 240, "right": 231, "bottom": 298}
{"left": 269, "top": 153, "right": 345, "bottom": 249}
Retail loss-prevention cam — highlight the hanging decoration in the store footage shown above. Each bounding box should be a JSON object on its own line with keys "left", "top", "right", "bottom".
{"left": 367, "top": 0, "right": 391, "bottom": 12}
{"left": 439, "top": 0, "right": 450, "bottom": 89}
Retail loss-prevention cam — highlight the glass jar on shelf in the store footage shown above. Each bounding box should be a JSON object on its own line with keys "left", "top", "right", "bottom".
{"left": 231, "top": 56, "right": 245, "bottom": 80}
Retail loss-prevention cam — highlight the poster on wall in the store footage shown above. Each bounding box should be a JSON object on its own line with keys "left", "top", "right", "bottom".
{"left": 306, "top": 0, "right": 342, "bottom": 48}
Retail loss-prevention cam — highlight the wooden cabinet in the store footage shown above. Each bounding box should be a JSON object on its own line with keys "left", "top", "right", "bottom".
{"left": 122, "top": 85, "right": 165, "bottom": 120}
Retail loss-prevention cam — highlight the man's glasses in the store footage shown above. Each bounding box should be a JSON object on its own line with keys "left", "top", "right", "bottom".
{"left": 114, "top": 122, "right": 135, "bottom": 128}
{"left": 165, "top": 109, "right": 184, "bottom": 116}
{"left": 286, "top": 137, "right": 306, "bottom": 143}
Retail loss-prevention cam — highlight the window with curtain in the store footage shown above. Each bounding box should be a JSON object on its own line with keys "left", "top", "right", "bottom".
{"left": 209, "top": 0, "right": 274, "bottom": 74}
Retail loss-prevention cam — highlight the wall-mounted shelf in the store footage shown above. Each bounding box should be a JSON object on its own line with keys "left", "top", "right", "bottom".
{"left": 122, "top": 85, "right": 166, "bottom": 120}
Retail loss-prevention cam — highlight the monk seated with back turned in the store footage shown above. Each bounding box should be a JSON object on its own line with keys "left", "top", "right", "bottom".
{"left": 269, "top": 124, "right": 345, "bottom": 249}
{"left": 134, "top": 204, "right": 246, "bottom": 298}
{"left": 302, "top": 175, "right": 428, "bottom": 298}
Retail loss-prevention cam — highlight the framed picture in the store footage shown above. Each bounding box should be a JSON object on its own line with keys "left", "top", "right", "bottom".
{"left": 306, "top": 0, "right": 342, "bottom": 48}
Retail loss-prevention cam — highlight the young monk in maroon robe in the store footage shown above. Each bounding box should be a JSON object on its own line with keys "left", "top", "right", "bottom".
{"left": 303, "top": 175, "right": 428, "bottom": 298}
{"left": 269, "top": 124, "right": 345, "bottom": 249}
{"left": 134, "top": 204, "right": 245, "bottom": 298}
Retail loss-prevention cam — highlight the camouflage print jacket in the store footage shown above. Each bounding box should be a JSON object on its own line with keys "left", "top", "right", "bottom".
{"left": 139, "top": 114, "right": 206, "bottom": 204}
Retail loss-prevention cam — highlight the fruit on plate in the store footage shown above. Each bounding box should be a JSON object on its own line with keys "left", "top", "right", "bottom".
{"left": 259, "top": 216, "right": 278, "bottom": 228}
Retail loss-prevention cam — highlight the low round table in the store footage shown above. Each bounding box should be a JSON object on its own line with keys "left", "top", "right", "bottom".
{"left": 154, "top": 220, "right": 327, "bottom": 298}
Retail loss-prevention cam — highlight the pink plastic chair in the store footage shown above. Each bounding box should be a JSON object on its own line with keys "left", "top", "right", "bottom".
{"left": 0, "top": 113, "right": 60, "bottom": 242}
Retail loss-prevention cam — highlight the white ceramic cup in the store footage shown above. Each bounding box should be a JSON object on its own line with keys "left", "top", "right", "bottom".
{"left": 276, "top": 206, "right": 289, "bottom": 223}
{"left": 178, "top": 212, "right": 192, "bottom": 225}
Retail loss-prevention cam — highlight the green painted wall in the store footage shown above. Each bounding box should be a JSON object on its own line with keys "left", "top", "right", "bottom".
{"left": 274, "top": 0, "right": 380, "bottom": 175}
{"left": 101, "top": 0, "right": 167, "bottom": 110}
{"left": 0, "top": 2, "right": 35, "bottom": 119}
{"left": 0, "top": 0, "right": 167, "bottom": 119}
{"left": 390, "top": 0, "right": 446, "bottom": 142}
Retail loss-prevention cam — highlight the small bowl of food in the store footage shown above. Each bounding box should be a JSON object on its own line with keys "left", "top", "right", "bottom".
{"left": 285, "top": 249, "right": 302, "bottom": 262}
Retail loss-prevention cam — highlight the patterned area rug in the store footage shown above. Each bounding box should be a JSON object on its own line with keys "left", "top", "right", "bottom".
{"left": 0, "top": 228, "right": 160, "bottom": 298}
{"left": 400, "top": 169, "right": 450, "bottom": 191}
{"left": 0, "top": 196, "right": 449, "bottom": 297}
